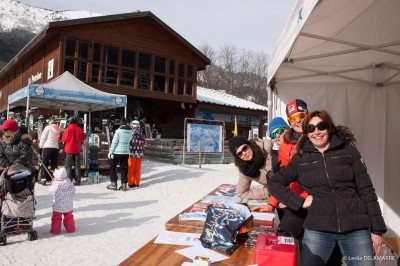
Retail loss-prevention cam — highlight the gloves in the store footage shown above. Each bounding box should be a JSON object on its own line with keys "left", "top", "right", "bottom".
{"left": 108, "top": 152, "right": 114, "bottom": 160}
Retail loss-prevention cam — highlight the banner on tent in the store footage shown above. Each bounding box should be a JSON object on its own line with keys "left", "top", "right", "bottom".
{"left": 9, "top": 85, "right": 127, "bottom": 106}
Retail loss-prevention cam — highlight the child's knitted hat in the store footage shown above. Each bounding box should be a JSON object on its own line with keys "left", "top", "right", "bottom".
{"left": 54, "top": 168, "right": 68, "bottom": 179}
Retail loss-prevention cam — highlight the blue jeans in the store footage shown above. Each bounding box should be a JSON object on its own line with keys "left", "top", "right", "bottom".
{"left": 301, "top": 229, "right": 374, "bottom": 266}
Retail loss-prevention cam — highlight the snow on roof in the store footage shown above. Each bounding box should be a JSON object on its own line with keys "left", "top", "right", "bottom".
{"left": 197, "top": 86, "right": 268, "bottom": 111}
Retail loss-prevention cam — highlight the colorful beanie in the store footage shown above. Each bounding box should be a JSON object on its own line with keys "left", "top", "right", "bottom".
{"left": 269, "top": 117, "right": 290, "bottom": 135}
{"left": 286, "top": 99, "right": 308, "bottom": 117}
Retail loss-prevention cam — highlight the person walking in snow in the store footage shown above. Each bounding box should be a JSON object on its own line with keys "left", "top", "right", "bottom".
{"left": 107, "top": 117, "right": 132, "bottom": 191}
{"left": 127, "top": 120, "right": 147, "bottom": 188}
{"left": 38, "top": 117, "right": 61, "bottom": 185}
{"left": 49, "top": 168, "right": 76, "bottom": 234}
{"left": 62, "top": 117, "right": 85, "bottom": 186}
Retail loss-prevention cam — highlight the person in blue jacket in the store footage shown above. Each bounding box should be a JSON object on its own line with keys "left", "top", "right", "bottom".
{"left": 107, "top": 117, "right": 132, "bottom": 191}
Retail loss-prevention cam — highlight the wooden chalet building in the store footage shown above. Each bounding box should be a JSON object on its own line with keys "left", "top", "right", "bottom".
{"left": 0, "top": 11, "right": 210, "bottom": 138}
{"left": 0, "top": 11, "right": 268, "bottom": 142}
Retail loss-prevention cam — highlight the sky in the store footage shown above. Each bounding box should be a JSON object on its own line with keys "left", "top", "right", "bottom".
{"left": 16, "top": 0, "right": 296, "bottom": 54}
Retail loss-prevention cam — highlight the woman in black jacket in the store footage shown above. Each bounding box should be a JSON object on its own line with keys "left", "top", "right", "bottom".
{"left": 0, "top": 119, "right": 33, "bottom": 171}
{"left": 268, "top": 110, "right": 386, "bottom": 266}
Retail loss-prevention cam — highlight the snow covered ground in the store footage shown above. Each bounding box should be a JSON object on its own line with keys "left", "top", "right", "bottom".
{"left": 1, "top": 161, "right": 235, "bottom": 265}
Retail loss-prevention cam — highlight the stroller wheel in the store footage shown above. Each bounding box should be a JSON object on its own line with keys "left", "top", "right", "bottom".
{"left": 0, "top": 235, "right": 7, "bottom": 246}
{"left": 28, "top": 231, "right": 38, "bottom": 241}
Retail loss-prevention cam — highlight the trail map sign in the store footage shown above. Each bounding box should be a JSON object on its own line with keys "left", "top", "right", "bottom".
{"left": 185, "top": 118, "right": 224, "bottom": 153}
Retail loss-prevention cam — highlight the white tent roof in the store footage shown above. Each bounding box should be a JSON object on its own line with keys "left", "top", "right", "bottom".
{"left": 8, "top": 71, "right": 127, "bottom": 112}
{"left": 268, "top": 0, "right": 400, "bottom": 86}
{"left": 267, "top": 0, "right": 400, "bottom": 236}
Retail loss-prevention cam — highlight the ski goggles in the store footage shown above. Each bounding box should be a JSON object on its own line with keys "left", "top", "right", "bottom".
{"left": 305, "top": 121, "right": 329, "bottom": 134}
{"left": 270, "top": 127, "right": 286, "bottom": 139}
{"left": 287, "top": 112, "right": 307, "bottom": 124}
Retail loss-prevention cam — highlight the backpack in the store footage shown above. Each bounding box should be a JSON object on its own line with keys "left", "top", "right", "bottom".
{"left": 200, "top": 203, "right": 253, "bottom": 255}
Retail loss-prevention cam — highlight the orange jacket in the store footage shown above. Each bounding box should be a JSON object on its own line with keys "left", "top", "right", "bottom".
{"left": 268, "top": 140, "right": 308, "bottom": 208}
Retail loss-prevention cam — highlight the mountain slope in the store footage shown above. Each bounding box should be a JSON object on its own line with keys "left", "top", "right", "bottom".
{"left": 0, "top": 0, "right": 102, "bottom": 69}
{"left": 0, "top": 0, "right": 102, "bottom": 33}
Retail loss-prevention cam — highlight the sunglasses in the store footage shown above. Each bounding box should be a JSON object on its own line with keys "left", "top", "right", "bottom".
{"left": 288, "top": 112, "right": 307, "bottom": 124}
{"left": 270, "top": 127, "right": 286, "bottom": 139}
{"left": 305, "top": 121, "right": 329, "bottom": 134}
{"left": 236, "top": 145, "right": 250, "bottom": 158}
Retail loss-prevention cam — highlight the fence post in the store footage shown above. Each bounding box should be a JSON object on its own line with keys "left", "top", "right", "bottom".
{"left": 198, "top": 142, "right": 201, "bottom": 168}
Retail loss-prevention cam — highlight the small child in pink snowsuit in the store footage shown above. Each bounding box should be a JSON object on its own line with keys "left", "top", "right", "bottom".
{"left": 49, "top": 168, "right": 76, "bottom": 234}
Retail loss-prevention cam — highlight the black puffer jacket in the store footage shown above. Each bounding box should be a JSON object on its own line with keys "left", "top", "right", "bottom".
{"left": 268, "top": 126, "right": 386, "bottom": 234}
{"left": 0, "top": 127, "right": 33, "bottom": 171}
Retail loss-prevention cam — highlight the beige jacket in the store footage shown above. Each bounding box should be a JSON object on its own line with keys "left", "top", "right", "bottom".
{"left": 235, "top": 138, "right": 273, "bottom": 200}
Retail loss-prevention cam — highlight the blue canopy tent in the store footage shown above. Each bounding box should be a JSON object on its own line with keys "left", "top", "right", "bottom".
{"left": 7, "top": 71, "right": 128, "bottom": 175}
{"left": 7, "top": 71, "right": 127, "bottom": 124}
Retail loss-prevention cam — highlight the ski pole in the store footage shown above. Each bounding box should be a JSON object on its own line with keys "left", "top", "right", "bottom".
{"left": 31, "top": 146, "right": 54, "bottom": 180}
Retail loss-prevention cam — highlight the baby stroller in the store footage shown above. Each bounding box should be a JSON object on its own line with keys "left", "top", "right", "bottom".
{"left": 0, "top": 164, "right": 37, "bottom": 245}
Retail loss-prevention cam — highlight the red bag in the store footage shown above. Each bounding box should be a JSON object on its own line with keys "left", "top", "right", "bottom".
{"left": 254, "top": 234, "right": 297, "bottom": 266}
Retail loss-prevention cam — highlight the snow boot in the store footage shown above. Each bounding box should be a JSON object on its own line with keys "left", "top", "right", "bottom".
{"left": 119, "top": 183, "right": 127, "bottom": 191}
{"left": 107, "top": 182, "right": 117, "bottom": 190}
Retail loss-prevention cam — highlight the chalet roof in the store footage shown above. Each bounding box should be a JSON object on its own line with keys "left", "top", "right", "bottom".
{"left": 0, "top": 11, "right": 210, "bottom": 75}
{"left": 197, "top": 87, "right": 268, "bottom": 112}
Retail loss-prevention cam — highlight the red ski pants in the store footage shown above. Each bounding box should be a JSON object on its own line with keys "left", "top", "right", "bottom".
{"left": 127, "top": 158, "right": 142, "bottom": 186}
{"left": 51, "top": 211, "right": 75, "bottom": 234}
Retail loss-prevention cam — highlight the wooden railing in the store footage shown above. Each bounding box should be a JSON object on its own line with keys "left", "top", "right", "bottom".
{"left": 145, "top": 138, "right": 234, "bottom": 165}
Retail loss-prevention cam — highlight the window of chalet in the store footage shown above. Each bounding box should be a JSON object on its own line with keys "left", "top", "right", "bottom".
{"left": 64, "top": 38, "right": 89, "bottom": 82}
{"left": 168, "top": 59, "right": 175, "bottom": 94}
{"left": 102, "top": 45, "right": 119, "bottom": 85}
{"left": 154, "top": 56, "right": 166, "bottom": 92}
{"left": 91, "top": 43, "right": 101, "bottom": 83}
{"left": 78, "top": 61, "right": 87, "bottom": 82}
{"left": 138, "top": 52, "right": 151, "bottom": 90}
{"left": 65, "top": 39, "right": 75, "bottom": 57}
{"left": 120, "top": 49, "right": 136, "bottom": 87}
{"left": 64, "top": 60, "right": 74, "bottom": 75}
{"left": 176, "top": 63, "right": 194, "bottom": 96}
{"left": 178, "top": 63, "right": 185, "bottom": 95}
{"left": 63, "top": 38, "right": 197, "bottom": 95}
{"left": 186, "top": 65, "right": 193, "bottom": 96}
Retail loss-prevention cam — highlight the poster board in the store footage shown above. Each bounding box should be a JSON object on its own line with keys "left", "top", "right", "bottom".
{"left": 184, "top": 118, "right": 224, "bottom": 153}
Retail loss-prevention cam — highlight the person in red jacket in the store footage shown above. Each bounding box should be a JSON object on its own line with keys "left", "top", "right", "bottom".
{"left": 62, "top": 117, "right": 85, "bottom": 186}
{"left": 252, "top": 99, "right": 309, "bottom": 239}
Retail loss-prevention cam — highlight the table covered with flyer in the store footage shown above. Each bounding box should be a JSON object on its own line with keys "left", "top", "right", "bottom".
{"left": 119, "top": 184, "right": 299, "bottom": 266}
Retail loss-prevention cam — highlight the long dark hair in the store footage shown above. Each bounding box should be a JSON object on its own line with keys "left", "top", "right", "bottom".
{"left": 302, "top": 110, "right": 336, "bottom": 139}
{"left": 283, "top": 128, "right": 295, "bottom": 143}
{"left": 234, "top": 140, "right": 265, "bottom": 171}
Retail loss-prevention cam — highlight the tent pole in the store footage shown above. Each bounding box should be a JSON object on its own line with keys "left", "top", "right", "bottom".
{"left": 6, "top": 105, "right": 10, "bottom": 119}
{"left": 267, "top": 86, "right": 272, "bottom": 124}
{"left": 26, "top": 94, "right": 30, "bottom": 132}
{"left": 124, "top": 106, "right": 127, "bottom": 118}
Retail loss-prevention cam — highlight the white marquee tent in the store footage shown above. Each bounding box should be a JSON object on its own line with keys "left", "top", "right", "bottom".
{"left": 267, "top": 0, "right": 400, "bottom": 236}
{"left": 7, "top": 71, "right": 127, "bottom": 133}
{"left": 8, "top": 71, "right": 127, "bottom": 114}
